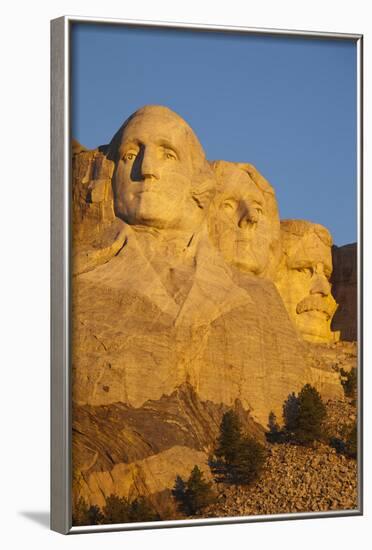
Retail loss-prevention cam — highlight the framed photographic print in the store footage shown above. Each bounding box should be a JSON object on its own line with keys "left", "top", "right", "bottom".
{"left": 51, "top": 15, "right": 363, "bottom": 534}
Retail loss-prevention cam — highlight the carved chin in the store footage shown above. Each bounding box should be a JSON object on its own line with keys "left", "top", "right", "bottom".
{"left": 295, "top": 310, "right": 331, "bottom": 342}
{"left": 232, "top": 246, "right": 267, "bottom": 275}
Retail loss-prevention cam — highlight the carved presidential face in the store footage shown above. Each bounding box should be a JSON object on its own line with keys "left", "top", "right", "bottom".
{"left": 275, "top": 221, "right": 339, "bottom": 343}
{"left": 208, "top": 161, "right": 280, "bottom": 276}
{"left": 110, "top": 106, "right": 209, "bottom": 232}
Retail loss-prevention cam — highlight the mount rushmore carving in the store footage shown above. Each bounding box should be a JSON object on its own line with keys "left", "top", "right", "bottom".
{"left": 71, "top": 105, "right": 353, "bottom": 511}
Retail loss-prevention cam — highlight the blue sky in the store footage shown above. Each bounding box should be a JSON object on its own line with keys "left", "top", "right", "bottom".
{"left": 71, "top": 23, "right": 357, "bottom": 246}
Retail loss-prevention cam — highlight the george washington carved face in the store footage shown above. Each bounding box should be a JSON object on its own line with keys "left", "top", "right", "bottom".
{"left": 108, "top": 105, "right": 214, "bottom": 232}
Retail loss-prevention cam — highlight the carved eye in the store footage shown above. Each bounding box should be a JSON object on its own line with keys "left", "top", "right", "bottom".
{"left": 222, "top": 201, "right": 235, "bottom": 211}
{"left": 296, "top": 267, "right": 313, "bottom": 276}
{"left": 123, "top": 151, "right": 137, "bottom": 162}
{"left": 164, "top": 150, "right": 177, "bottom": 160}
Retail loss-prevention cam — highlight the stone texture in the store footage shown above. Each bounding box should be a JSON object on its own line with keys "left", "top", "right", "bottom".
{"left": 203, "top": 440, "right": 357, "bottom": 518}
{"left": 72, "top": 145, "right": 127, "bottom": 275}
{"left": 331, "top": 243, "right": 357, "bottom": 341}
{"left": 208, "top": 161, "right": 281, "bottom": 279}
{"left": 275, "top": 220, "right": 339, "bottom": 344}
{"left": 72, "top": 383, "right": 264, "bottom": 512}
{"left": 74, "top": 445, "right": 211, "bottom": 511}
{"left": 71, "top": 105, "right": 348, "bottom": 521}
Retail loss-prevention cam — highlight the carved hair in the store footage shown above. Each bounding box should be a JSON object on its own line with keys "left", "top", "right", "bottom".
{"left": 106, "top": 105, "right": 215, "bottom": 210}
{"left": 209, "top": 160, "right": 281, "bottom": 278}
{"left": 280, "top": 219, "right": 333, "bottom": 249}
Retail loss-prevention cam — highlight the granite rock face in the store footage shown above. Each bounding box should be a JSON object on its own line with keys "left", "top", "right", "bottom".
{"left": 71, "top": 105, "right": 349, "bottom": 520}
{"left": 331, "top": 243, "right": 357, "bottom": 341}
{"left": 72, "top": 383, "right": 264, "bottom": 510}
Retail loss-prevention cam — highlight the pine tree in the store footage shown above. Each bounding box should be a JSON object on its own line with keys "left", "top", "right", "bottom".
{"left": 215, "top": 410, "right": 242, "bottom": 464}
{"left": 103, "top": 494, "right": 131, "bottom": 524}
{"left": 229, "top": 436, "right": 267, "bottom": 484}
{"left": 72, "top": 497, "right": 104, "bottom": 526}
{"left": 184, "top": 466, "right": 216, "bottom": 515}
{"left": 213, "top": 409, "right": 267, "bottom": 485}
{"left": 72, "top": 497, "right": 90, "bottom": 526}
{"left": 172, "top": 475, "right": 187, "bottom": 512}
{"left": 295, "top": 384, "right": 327, "bottom": 444}
{"left": 129, "top": 497, "right": 160, "bottom": 522}
{"left": 268, "top": 411, "right": 280, "bottom": 434}
{"left": 87, "top": 504, "right": 104, "bottom": 525}
{"left": 283, "top": 392, "right": 300, "bottom": 432}
{"left": 267, "top": 411, "right": 281, "bottom": 442}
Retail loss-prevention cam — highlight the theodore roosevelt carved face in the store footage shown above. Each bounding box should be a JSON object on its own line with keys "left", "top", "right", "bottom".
{"left": 275, "top": 219, "right": 339, "bottom": 343}
{"left": 208, "top": 161, "right": 281, "bottom": 277}
{"left": 108, "top": 105, "right": 214, "bottom": 232}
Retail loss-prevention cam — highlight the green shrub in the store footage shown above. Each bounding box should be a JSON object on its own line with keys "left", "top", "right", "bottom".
{"left": 344, "top": 422, "right": 357, "bottom": 459}
{"left": 340, "top": 368, "right": 357, "bottom": 400}
{"left": 330, "top": 421, "right": 357, "bottom": 459}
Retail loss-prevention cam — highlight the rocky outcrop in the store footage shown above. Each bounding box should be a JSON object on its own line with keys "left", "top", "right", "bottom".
{"left": 70, "top": 106, "right": 350, "bottom": 523}
{"left": 72, "top": 237, "right": 342, "bottom": 428}
{"left": 203, "top": 441, "right": 357, "bottom": 517}
{"left": 72, "top": 146, "right": 127, "bottom": 275}
{"left": 331, "top": 243, "right": 357, "bottom": 341}
{"left": 72, "top": 383, "right": 264, "bottom": 511}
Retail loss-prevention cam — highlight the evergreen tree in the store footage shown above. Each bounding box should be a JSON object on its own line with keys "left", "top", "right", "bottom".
{"left": 345, "top": 422, "right": 357, "bottom": 458}
{"left": 72, "top": 497, "right": 104, "bottom": 526}
{"left": 87, "top": 504, "right": 104, "bottom": 525}
{"left": 172, "top": 475, "right": 188, "bottom": 512}
{"left": 184, "top": 465, "right": 216, "bottom": 515}
{"left": 340, "top": 368, "right": 357, "bottom": 401}
{"left": 103, "top": 494, "right": 131, "bottom": 524}
{"left": 283, "top": 392, "right": 300, "bottom": 432}
{"left": 268, "top": 411, "right": 280, "bottom": 434}
{"left": 215, "top": 410, "right": 242, "bottom": 463}
{"left": 267, "top": 411, "right": 281, "bottom": 442}
{"left": 229, "top": 436, "right": 267, "bottom": 484}
{"left": 295, "top": 384, "right": 327, "bottom": 444}
{"left": 129, "top": 497, "right": 160, "bottom": 522}
{"left": 213, "top": 408, "right": 267, "bottom": 485}
{"left": 72, "top": 497, "right": 90, "bottom": 526}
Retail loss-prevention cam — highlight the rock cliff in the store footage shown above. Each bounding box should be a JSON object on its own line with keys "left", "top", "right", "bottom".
{"left": 70, "top": 106, "right": 351, "bottom": 522}
{"left": 331, "top": 243, "right": 357, "bottom": 341}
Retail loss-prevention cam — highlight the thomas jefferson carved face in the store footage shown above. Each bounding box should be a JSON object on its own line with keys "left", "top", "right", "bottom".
{"left": 275, "top": 220, "right": 339, "bottom": 343}
{"left": 109, "top": 105, "right": 213, "bottom": 232}
{"left": 208, "top": 161, "right": 281, "bottom": 277}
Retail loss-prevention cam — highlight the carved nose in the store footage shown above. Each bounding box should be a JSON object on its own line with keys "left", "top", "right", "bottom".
{"left": 310, "top": 273, "right": 331, "bottom": 296}
{"left": 238, "top": 204, "right": 258, "bottom": 228}
{"left": 140, "top": 148, "right": 160, "bottom": 180}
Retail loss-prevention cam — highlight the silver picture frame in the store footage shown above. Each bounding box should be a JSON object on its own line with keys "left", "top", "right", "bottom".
{"left": 51, "top": 15, "right": 363, "bottom": 534}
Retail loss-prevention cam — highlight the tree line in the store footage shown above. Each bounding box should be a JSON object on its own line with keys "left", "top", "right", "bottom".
{"left": 74, "top": 374, "right": 357, "bottom": 524}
